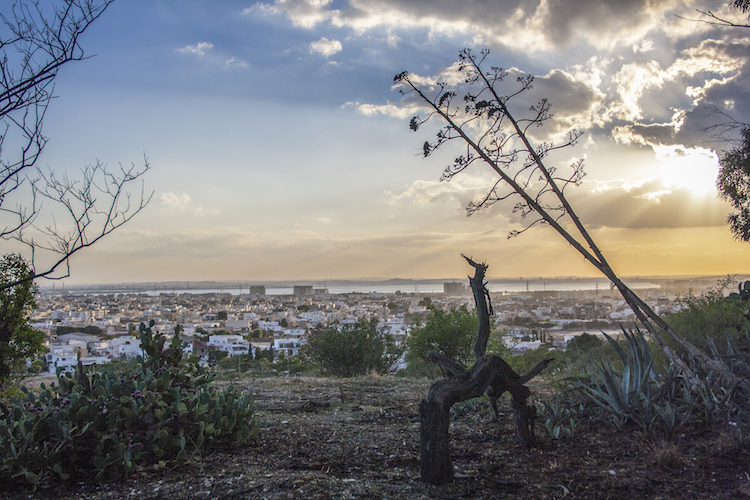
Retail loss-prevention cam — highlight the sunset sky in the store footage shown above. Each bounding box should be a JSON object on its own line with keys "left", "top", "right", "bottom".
{"left": 18, "top": 0, "right": 750, "bottom": 284}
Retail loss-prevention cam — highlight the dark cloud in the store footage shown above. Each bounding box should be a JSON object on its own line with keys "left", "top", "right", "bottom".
{"left": 527, "top": 68, "right": 607, "bottom": 136}
{"left": 616, "top": 122, "right": 678, "bottom": 146}
{"left": 613, "top": 37, "right": 750, "bottom": 149}
{"left": 335, "top": 0, "right": 692, "bottom": 48}
{"left": 539, "top": 0, "right": 678, "bottom": 45}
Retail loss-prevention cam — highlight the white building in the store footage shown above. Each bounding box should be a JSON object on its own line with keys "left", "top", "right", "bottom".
{"left": 250, "top": 341, "right": 272, "bottom": 356}
{"left": 208, "top": 334, "right": 250, "bottom": 356}
{"left": 283, "top": 328, "right": 306, "bottom": 337}
{"left": 257, "top": 320, "right": 283, "bottom": 333}
{"left": 273, "top": 337, "right": 305, "bottom": 356}
{"left": 46, "top": 346, "right": 111, "bottom": 373}
{"left": 46, "top": 344, "right": 78, "bottom": 373}
{"left": 225, "top": 319, "right": 253, "bottom": 332}
{"left": 109, "top": 336, "right": 143, "bottom": 358}
{"left": 510, "top": 340, "right": 542, "bottom": 355}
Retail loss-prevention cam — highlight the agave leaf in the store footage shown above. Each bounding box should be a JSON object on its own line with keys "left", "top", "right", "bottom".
{"left": 603, "top": 330, "right": 629, "bottom": 366}
{"left": 595, "top": 360, "right": 628, "bottom": 411}
{"left": 621, "top": 363, "right": 631, "bottom": 397}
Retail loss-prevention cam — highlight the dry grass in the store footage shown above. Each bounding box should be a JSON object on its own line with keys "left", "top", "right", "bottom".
{"left": 4, "top": 375, "right": 749, "bottom": 499}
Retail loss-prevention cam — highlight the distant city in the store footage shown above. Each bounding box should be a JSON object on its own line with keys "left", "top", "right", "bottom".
{"left": 33, "top": 273, "right": 749, "bottom": 375}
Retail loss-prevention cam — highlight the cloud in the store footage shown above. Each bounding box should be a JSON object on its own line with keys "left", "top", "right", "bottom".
{"left": 612, "top": 120, "right": 681, "bottom": 147}
{"left": 225, "top": 57, "right": 248, "bottom": 68}
{"left": 387, "top": 170, "right": 729, "bottom": 232}
{"left": 386, "top": 175, "right": 529, "bottom": 227}
{"left": 526, "top": 67, "right": 609, "bottom": 137}
{"left": 530, "top": 0, "right": 691, "bottom": 48}
{"left": 345, "top": 100, "right": 426, "bottom": 119}
{"left": 357, "top": 62, "right": 606, "bottom": 145}
{"left": 606, "top": 37, "right": 750, "bottom": 148}
{"left": 160, "top": 192, "right": 191, "bottom": 210}
{"left": 194, "top": 205, "right": 221, "bottom": 217}
{"left": 177, "top": 42, "right": 249, "bottom": 70}
{"left": 570, "top": 178, "right": 729, "bottom": 229}
{"left": 633, "top": 38, "right": 654, "bottom": 53}
{"left": 390, "top": 179, "right": 461, "bottom": 206}
{"left": 245, "top": 0, "right": 337, "bottom": 29}
{"left": 607, "top": 37, "right": 748, "bottom": 123}
{"left": 177, "top": 42, "right": 213, "bottom": 56}
{"left": 309, "top": 37, "right": 343, "bottom": 57}
{"left": 251, "top": 0, "right": 709, "bottom": 52}
{"left": 386, "top": 30, "right": 401, "bottom": 47}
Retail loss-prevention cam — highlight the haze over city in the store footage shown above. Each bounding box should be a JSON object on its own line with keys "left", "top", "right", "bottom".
{"left": 20, "top": 0, "right": 750, "bottom": 284}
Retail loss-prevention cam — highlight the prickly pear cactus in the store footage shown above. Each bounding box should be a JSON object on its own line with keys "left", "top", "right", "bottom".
{"left": 729, "top": 280, "right": 750, "bottom": 301}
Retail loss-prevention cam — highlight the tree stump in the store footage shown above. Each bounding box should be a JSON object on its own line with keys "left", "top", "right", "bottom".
{"left": 419, "top": 353, "right": 551, "bottom": 484}
{"left": 419, "top": 256, "right": 552, "bottom": 484}
{"left": 419, "top": 398, "right": 452, "bottom": 484}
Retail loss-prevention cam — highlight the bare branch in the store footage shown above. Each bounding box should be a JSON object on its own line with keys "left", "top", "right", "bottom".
{"left": 398, "top": 48, "right": 750, "bottom": 395}
{"left": 1, "top": 157, "right": 152, "bottom": 290}
{"left": 0, "top": 1, "right": 152, "bottom": 291}
{"left": 675, "top": 9, "right": 750, "bottom": 28}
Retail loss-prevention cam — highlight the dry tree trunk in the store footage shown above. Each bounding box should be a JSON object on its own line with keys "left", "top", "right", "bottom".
{"left": 419, "top": 256, "right": 552, "bottom": 485}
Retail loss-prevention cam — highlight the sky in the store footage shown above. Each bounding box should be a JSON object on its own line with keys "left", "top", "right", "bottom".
{"left": 9, "top": 0, "right": 750, "bottom": 284}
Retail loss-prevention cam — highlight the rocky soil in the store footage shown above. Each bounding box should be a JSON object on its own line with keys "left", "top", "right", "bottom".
{"left": 5, "top": 375, "right": 750, "bottom": 499}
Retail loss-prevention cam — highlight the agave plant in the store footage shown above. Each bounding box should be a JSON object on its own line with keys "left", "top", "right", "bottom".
{"left": 575, "top": 328, "right": 659, "bottom": 427}
{"left": 575, "top": 327, "right": 698, "bottom": 436}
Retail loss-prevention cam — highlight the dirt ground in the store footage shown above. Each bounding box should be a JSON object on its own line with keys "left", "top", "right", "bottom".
{"left": 5, "top": 375, "right": 750, "bottom": 499}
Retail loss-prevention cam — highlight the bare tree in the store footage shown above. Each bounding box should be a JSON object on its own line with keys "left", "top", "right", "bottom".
{"left": 0, "top": 0, "right": 151, "bottom": 290}
{"left": 395, "top": 48, "right": 748, "bottom": 400}
{"left": 419, "top": 255, "right": 551, "bottom": 484}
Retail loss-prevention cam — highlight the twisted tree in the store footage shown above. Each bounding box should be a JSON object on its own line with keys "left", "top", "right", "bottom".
{"left": 419, "top": 255, "right": 551, "bottom": 484}
{"left": 0, "top": 0, "right": 150, "bottom": 290}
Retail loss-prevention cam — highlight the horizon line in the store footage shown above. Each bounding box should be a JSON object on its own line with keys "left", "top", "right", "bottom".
{"left": 42, "top": 273, "right": 750, "bottom": 289}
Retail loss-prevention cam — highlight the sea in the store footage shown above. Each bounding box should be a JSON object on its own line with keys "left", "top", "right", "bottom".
{"left": 116, "top": 277, "right": 660, "bottom": 296}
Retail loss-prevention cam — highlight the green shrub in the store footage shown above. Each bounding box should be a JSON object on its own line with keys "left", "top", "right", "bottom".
{"left": 566, "top": 332, "right": 603, "bottom": 353}
{"left": 507, "top": 342, "right": 561, "bottom": 375}
{"left": 0, "top": 254, "right": 46, "bottom": 390}
{"left": 306, "top": 318, "right": 403, "bottom": 377}
{"left": 566, "top": 327, "right": 750, "bottom": 440}
{"left": 0, "top": 321, "right": 257, "bottom": 488}
{"left": 541, "top": 283, "right": 750, "bottom": 443}
{"left": 406, "top": 305, "right": 478, "bottom": 376}
{"left": 538, "top": 395, "right": 577, "bottom": 440}
{"left": 665, "top": 278, "right": 750, "bottom": 351}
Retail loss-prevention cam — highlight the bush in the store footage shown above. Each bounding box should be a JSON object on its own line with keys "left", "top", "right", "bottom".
{"left": 553, "top": 325, "right": 750, "bottom": 441}
{"left": 208, "top": 349, "right": 228, "bottom": 364}
{"left": 665, "top": 278, "right": 750, "bottom": 351}
{"left": 567, "top": 332, "right": 603, "bottom": 353}
{"left": 0, "top": 321, "right": 257, "bottom": 488}
{"left": 0, "top": 254, "right": 46, "bottom": 389}
{"left": 55, "top": 325, "right": 103, "bottom": 336}
{"left": 507, "top": 342, "right": 561, "bottom": 375}
{"left": 406, "top": 305, "right": 478, "bottom": 375}
{"left": 306, "top": 318, "right": 402, "bottom": 377}
{"left": 536, "top": 281, "right": 750, "bottom": 443}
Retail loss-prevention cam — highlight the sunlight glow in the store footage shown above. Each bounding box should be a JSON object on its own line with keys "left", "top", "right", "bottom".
{"left": 652, "top": 146, "right": 720, "bottom": 196}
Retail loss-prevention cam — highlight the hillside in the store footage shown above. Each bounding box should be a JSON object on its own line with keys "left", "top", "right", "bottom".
{"left": 6, "top": 376, "right": 748, "bottom": 499}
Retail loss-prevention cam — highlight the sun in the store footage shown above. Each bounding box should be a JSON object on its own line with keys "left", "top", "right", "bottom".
{"left": 652, "top": 146, "right": 721, "bottom": 196}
